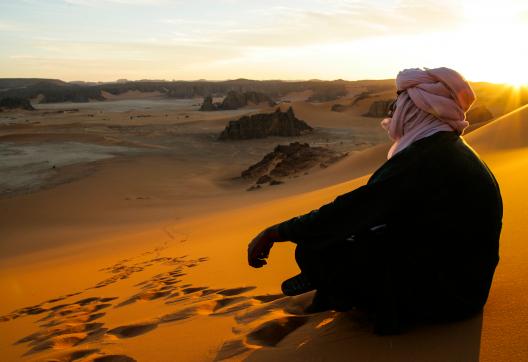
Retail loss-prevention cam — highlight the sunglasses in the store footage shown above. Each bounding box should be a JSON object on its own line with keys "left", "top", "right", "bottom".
{"left": 387, "top": 90, "right": 405, "bottom": 117}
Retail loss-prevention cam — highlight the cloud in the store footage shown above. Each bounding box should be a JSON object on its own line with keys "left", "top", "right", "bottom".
{"left": 0, "top": 20, "right": 24, "bottom": 32}
{"left": 0, "top": 0, "right": 483, "bottom": 81}
{"left": 24, "top": 37, "right": 243, "bottom": 65}
{"left": 205, "top": 1, "right": 463, "bottom": 48}
{"left": 144, "top": 1, "right": 464, "bottom": 51}
{"left": 63, "top": 0, "right": 175, "bottom": 6}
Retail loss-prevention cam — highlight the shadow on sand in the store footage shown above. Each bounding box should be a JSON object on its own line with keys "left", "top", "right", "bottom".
{"left": 245, "top": 308, "right": 483, "bottom": 362}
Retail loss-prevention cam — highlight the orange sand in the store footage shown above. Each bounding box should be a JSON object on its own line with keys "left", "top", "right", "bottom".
{"left": 0, "top": 102, "right": 527, "bottom": 361}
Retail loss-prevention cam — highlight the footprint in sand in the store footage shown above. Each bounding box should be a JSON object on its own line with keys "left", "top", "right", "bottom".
{"left": 116, "top": 289, "right": 173, "bottom": 308}
{"left": 182, "top": 286, "right": 209, "bottom": 294}
{"left": 160, "top": 288, "right": 260, "bottom": 323}
{"left": 214, "top": 339, "right": 253, "bottom": 361}
{"left": 252, "top": 293, "right": 285, "bottom": 303}
{"left": 234, "top": 297, "right": 290, "bottom": 325}
{"left": 214, "top": 295, "right": 313, "bottom": 360}
{"left": 52, "top": 348, "right": 100, "bottom": 361}
{"left": 159, "top": 308, "right": 196, "bottom": 323}
{"left": 217, "top": 286, "right": 257, "bottom": 297}
{"left": 107, "top": 322, "right": 158, "bottom": 338}
{"left": 91, "top": 354, "right": 137, "bottom": 362}
{"left": 246, "top": 316, "right": 310, "bottom": 347}
{"left": 3, "top": 250, "right": 306, "bottom": 361}
{"left": 13, "top": 296, "right": 116, "bottom": 356}
{"left": 91, "top": 247, "right": 199, "bottom": 290}
{"left": 1, "top": 249, "right": 216, "bottom": 361}
{"left": 112, "top": 257, "right": 209, "bottom": 308}
{"left": 215, "top": 291, "right": 330, "bottom": 362}
{"left": 212, "top": 301, "right": 255, "bottom": 316}
{"left": 214, "top": 296, "right": 248, "bottom": 311}
{"left": 25, "top": 333, "right": 91, "bottom": 355}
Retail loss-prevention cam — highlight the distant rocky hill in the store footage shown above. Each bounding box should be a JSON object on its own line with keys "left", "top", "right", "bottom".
{"left": 465, "top": 105, "right": 494, "bottom": 132}
{"left": 331, "top": 91, "right": 372, "bottom": 112}
{"left": 363, "top": 100, "right": 394, "bottom": 117}
{"left": 466, "top": 105, "right": 493, "bottom": 124}
{"left": 0, "top": 78, "right": 67, "bottom": 90}
{"left": 307, "top": 80, "right": 348, "bottom": 102}
{"left": 242, "top": 142, "right": 347, "bottom": 190}
{"left": 0, "top": 80, "right": 104, "bottom": 103}
{"left": 0, "top": 78, "right": 360, "bottom": 104}
{"left": 220, "top": 90, "right": 275, "bottom": 109}
{"left": 0, "top": 97, "right": 35, "bottom": 111}
{"left": 200, "top": 90, "right": 275, "bottom": 111}
{"left": 219, "top": 107, "right": 313, "bottom": 140}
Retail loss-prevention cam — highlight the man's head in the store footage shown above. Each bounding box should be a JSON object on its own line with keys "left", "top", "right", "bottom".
{"left": 381, "top": 67, "right": 475, "bottom": 158}
{"left": 395, "top": 67, "right": 475, "bottom": 125}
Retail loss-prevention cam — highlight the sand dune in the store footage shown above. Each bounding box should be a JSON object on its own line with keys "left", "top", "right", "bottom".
{"left": 463, "top": 104, "right": 528, "bottom": 362}
{"left": 466, "top": 103, "right": 528, "bottom": 151}
{"left": 0, "top": 101, "right": 527, "bottom": 361}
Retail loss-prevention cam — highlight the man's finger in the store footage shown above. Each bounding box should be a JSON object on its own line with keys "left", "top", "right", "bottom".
{"left": 251, "top": 258, "right": 267, "bottom": 268}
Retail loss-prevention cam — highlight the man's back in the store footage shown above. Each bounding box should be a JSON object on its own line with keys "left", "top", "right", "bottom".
{"left": 383, "top": 131, "right": 503, "bottom": 318}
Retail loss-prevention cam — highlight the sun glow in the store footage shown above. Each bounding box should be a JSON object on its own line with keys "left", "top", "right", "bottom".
{"left": 1, "top": 1, "right": 528, "bottom": 82}
{"left": 460, "top": 0, "right": 528, "bottom": 86}
{"left": 506, "top": 79, "right": 528, "bottom": 88}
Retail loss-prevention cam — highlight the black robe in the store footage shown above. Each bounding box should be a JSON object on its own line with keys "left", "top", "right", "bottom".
{"left": 277, "top": 131, "right": 503, "bottom": 333}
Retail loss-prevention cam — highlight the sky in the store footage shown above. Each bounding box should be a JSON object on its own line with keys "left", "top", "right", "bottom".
{"left": 1, "top": 0, "right": 528, "bottom": 84}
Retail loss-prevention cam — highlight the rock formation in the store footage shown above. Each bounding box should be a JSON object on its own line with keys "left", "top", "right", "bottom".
{"left": 199, "top": 91, "right": 275, "bottom": 111}
{"left": 219, "top": 107, "right": 313, "bottom": 140}
{"left": 0, "top": 97, "right": 35, "bottom": 111}
{"left": 306, "top": 82, "right": 347, "bottom": 102}
{"left": 465, "top": 105, "right": 495, "bottom": 133}
{"left": 363, "top": 100, "right": 394, "bottom": 117}
{"left": 199, "top": 95, "right": 217, "bottom": 111}
{"left": 331, "top": 104, "right": 347, "bottom": 112}
{"left": 330, "top": 92, "right": 372, "bottom": 112}
{"left": 221, "top": 90, "right": 274, "bottom": 110}
{"left": 467, "top": 105, "right": 493, "bottom": 125}
{"left": 352, "top": 91, "right": 371, "bottom": 104}
{"left": 241, "top": 142, "right": 347, "bottom": 190}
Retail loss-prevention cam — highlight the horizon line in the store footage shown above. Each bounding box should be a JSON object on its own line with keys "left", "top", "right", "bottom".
{"left": 0, "top": 76, "right": 512, "bottom": 86}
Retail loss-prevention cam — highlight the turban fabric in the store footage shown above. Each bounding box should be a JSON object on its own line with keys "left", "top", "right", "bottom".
{"left": 381, "top": 67, "right": 476, "bottom": 159}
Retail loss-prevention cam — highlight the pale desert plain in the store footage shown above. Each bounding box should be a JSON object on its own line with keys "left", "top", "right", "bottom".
{"left": 0, "top": 84, "right": 527, "bottom": 362}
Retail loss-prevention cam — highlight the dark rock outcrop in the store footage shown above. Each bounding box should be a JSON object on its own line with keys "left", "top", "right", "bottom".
{"left": 245, "top": 91, "right": 275, "bottom": 106}
{"left": 331, "top": 104, "right": 347, "bottom": 112}
{"left": 241, "top": 142, "right": 347, "bottom": 190}
{"left": 200, "top": 91, "right": 274, "bottom": 111}
{"left": 0, "top": 97, "right": 35, "bottom": 110}
{"left": 363, "top": 100, "right": 394, "bottom": 117}
{"left": 220, "top": 91, "right": 248, "bottom": 110}
{"left": 350, "top": 91, "right": 371, "bottom": 106}
{"left": 465, "top": 105, "right": 495, "bottom": 133}
{"left": 199, "top": 95, "right": 217, "bottom": 111}
{"left": 467, "top": 105, "right": 493, "bottom": 124}
{"left": 219, "top": 107, "right": 312, "bottom": 140}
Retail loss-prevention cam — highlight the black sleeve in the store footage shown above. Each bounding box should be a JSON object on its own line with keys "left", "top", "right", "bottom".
{"left": 276, "top": 162, "right": 429, "bottom": 245}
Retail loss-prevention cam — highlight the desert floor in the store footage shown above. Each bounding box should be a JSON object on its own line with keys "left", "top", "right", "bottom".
{"left": 0, "top": 93, "right": 526, "bottom": 361}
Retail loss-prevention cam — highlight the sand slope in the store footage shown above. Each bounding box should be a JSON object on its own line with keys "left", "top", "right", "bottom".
{"left": 0, "top": 104, "right": 527, "bottom": 361}
{"left": 464, "top": 104, "right": 528, "bottom": 362}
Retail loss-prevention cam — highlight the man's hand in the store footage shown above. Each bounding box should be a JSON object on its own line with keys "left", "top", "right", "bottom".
{"left": 247, "top": 225, "right": 283, "bottom": 268}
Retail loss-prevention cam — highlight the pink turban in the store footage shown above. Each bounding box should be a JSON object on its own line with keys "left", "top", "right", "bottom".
{"left": 381, "top": 67, "right": 476, "bottom": 159}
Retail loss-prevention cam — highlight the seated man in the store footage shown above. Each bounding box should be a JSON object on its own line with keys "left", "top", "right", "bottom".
{"left": 247, "top": 67, "right": 503, "bottom": 335}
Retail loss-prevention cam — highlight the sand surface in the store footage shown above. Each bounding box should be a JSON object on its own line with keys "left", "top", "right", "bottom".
{"left": 0, "top": 93, "right": 526, "bottom": 361}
